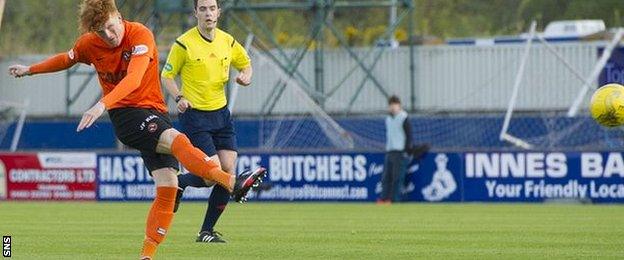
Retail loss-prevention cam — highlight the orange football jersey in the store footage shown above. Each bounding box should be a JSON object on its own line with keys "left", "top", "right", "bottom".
{"left": 71, "top": 21, "right": 167, "bottom": 113}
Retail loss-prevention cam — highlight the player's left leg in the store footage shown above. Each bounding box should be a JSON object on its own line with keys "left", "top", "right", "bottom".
{"left": 140, "top": 165, "right": 178, "bottom": 260}
{"left": 106, "top": 108, "right": 181, "bottom": 259}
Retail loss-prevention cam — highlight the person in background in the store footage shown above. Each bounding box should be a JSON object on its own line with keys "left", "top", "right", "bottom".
{"left": 379, "top": 95, "right": 414, "bottom": 203}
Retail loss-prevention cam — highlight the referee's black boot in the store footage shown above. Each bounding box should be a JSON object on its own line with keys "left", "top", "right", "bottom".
{"left": 196, "top": 230, "right": 227, "bottom": 243}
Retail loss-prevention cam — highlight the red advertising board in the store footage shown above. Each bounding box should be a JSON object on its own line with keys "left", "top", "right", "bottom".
{"left": 0, "top": 152, "right": 97, "bottom": 200}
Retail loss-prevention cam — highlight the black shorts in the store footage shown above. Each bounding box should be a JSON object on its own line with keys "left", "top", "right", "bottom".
{"left": 179, "top": 105, "right": 237, "bottom": 156}
{"left": 108, "top": 107, "right": 179, "bottom": 172}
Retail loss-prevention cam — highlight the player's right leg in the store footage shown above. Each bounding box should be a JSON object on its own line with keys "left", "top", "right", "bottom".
{"left": 155, "top": 128, "right": 234, "bottom": 190}
{"left": 173, "top": 129, "right": 221, "bottom": 212}
{"left": 173, "top": 154, "right": 219, "bottom": 213}
{"left": 156, "top": 128, "right": 266, "bottom": 202}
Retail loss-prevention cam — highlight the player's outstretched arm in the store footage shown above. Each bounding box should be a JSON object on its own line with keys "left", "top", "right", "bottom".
{"left": 76, "top": 55, "right": 150, "bottom": 132}
{"left": 7, "top": 64, "right": 30, "bottom": 78}
{"left": 76, "top": 102, "right": 105, "bottom": 132}
{"left": 8, "top": 52, "right": 77, "bottom": 78}
{"left": 100, "top": 55, "right": 150, "bottom": 108}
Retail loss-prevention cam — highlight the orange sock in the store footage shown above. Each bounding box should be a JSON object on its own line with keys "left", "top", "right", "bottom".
{"left": 140, "top": 186, "right": 177, "bottom": 259}
{"left": 171, "top": 134, "right": 233, "bottom": 191}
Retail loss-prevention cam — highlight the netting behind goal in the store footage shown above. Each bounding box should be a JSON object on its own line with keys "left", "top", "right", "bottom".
{"left": 230, "top": 45, "right": 385, "bottom": 151}
{"left": 229, "top": 26, "right": 624, "bottom": 152}
{"left": 0, "top": 100, "right": 28, "bottom": 151}
{"left": 500, "top": 25, "right": 624, "bottom": 150}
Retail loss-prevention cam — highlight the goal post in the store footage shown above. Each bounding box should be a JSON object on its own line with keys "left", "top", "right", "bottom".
{"left": 567, "top": 29, "right": 624, "bottom": 117}
{"left": 499, "top": 21, "right": 536, "bottom": 149}
{"left": 0, "top": 99, "right": 29, "bottom": 152}
{"left": 499, "top": 23, "right": 624, "bottom": 150}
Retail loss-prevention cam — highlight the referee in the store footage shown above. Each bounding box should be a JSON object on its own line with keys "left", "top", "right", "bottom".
{"left": 161, "top": 0, "right": 253, "bottom": 243}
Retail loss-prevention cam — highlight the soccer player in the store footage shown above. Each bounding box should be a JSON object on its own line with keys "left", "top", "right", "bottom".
{"left": 7, "top": 0, "right": 265, "bottom": 259}
{"left": 160, "top": 0, "right": 253, "bottom": 243}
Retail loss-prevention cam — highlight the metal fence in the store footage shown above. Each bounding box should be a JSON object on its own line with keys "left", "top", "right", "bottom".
{"left": 0, "top": 41, "right": 605, "bottom": 116}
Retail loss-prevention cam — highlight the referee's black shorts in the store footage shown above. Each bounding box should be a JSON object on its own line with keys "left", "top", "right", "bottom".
{"left": 108, "top": 107, "right": 179, "bottom": 173}
{"left": 179, "top": 105, "right": 237, "bottom": 156}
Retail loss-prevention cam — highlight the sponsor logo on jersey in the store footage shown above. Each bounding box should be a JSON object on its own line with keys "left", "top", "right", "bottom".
{"left": 122, "top": 51, "right": 131, "bottom": 61}
{"left": 68, "top": 49, "right": 75, "bottom": 60}
{"left": 132, "top": 44, "right": 149, "bottom": 56}
{"left": 147, "top": 123, "right": 158, "bottom": 133}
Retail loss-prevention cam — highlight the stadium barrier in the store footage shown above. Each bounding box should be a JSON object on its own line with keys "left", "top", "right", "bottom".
{"left": 4, "top": 115, "right": 624, "bottom": 151}
{"left": 1, "top": 151, "right": 623, "bottom": 203}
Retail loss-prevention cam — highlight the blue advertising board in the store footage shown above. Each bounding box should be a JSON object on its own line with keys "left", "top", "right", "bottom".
{"left": 458, "top": 152, "right": 624, "bottom": 203}
{"left": 97, "top": 153, "right": 213, "bottom": 201}
{"left": 97, "top": 153, "right": 156, "bottom": 201}
{"left": 95, "top": 151, "right": 624, "bottom": 203}
{"left": 414, "top": 152, "right": 624, "bottom": 203}
{"left": 238, "top": 153, "right": 385, "bottom": 201}
{"left": 599, "top": 46, "right": 624, "bottom": 86}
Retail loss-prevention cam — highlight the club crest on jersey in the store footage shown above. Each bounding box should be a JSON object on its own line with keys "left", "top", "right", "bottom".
{"left": 147, "top": 122, "right": 158, "bottom": 133}
{"left": 132, "top": 44, "right": 149, "bottom": 55}
{"left": 122, "top": 51, "right": 131, "bottom": 61}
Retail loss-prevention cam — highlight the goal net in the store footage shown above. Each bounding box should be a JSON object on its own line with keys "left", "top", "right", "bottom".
{"left": 500, "top": 22, "right": 624, "bottom": 150}
{"left": 229, "top": 40, "right": 384, "bottom": 151}
{"left": 228, "top": 24, "right": 624, "bottom": 152}
{"left": 0, "top": 100, "right": 28, "bottom": 151}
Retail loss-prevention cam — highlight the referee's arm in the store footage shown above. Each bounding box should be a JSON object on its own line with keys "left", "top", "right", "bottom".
{"left": 161, "top": 41, "right": 190, "bottom": 112}
{"left": 232, "top": 40, "right": 252, "bottom": 86}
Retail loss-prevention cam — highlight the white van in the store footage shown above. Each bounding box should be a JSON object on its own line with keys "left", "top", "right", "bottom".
{"left": 543, "top": 20, "right": 606, "bottom": 38}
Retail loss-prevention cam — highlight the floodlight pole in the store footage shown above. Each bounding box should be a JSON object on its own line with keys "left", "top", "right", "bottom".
{"left": 408, "top": 1, "right": 416, "bottom": 111}
{"left": 314, "top": 1, "right": 326, "bottom": 107}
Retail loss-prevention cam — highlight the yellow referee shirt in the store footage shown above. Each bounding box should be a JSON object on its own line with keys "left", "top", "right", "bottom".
{"left": 161, "top": 27, "right": 251, "bottom": 110}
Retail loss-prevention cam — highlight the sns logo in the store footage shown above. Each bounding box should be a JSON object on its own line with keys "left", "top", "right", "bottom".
{"left": 422, "top": 154, "right": 457, "bottom": 202}
{"left": 2, "top": 236, "right": 10, "bottom": 257}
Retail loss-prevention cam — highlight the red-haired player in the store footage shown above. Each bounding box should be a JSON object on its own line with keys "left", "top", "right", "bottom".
{"left": 7, "top": 0, "right": 266, "bottom": 259}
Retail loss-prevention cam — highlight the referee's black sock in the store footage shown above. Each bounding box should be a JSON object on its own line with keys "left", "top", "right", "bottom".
{"left": 178, "top": 173, "right": 209, "bottom": 189}
{"left": 201, "top": 185, "right": 230, "bottom": 232}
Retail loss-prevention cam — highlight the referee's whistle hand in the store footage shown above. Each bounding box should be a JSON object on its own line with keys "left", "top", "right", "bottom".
{"left": 235, "top": 73, "right": 251, "bottom": 86}
{"left": 177, "top": 99, "right": 192, "bottom": 113}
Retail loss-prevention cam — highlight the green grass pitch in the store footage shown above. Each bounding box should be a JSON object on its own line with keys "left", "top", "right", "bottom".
{"left": 0, "top": 202, "right": 623, "bottom": 259}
